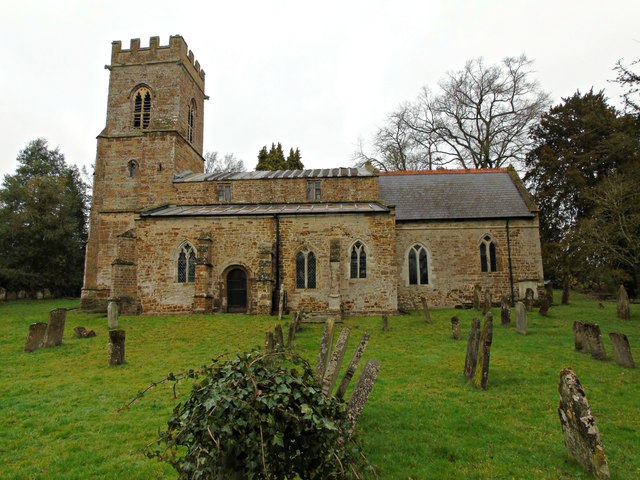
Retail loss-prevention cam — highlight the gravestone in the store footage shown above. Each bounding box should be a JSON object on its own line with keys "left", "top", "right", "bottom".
{"left": 609, "top": 332, "right": 635, "bottom": 368}
{"left": 274, "top": 324, "right": 284, "bottom": 351}
{"left": 583, "top": 323, "right": 606, "bottom": 360}
{"left": 421, "top": 297, "right": 432, "bottom": 324}
{"left": 573, "top": 321, "right": 586, "bottom": 352}
{"left": 473, "top": 284, "right": 482, "bottom": 310}
{"left": 35, "top": 290, "right": 44, "bottom": 300}
{"left": 347, "top": 359, "right": 380, "bottom": 432}
{"left": 382, "top": 313, "right": 388, "bottom": 332}
{"left": 43, "top": 308, "right": 66, "bottom": 347}
{"left": 562, "top": 278, "right": 570, "bottom": 305}
{"left": 107, "top": 300, "right": 119, "bottom": 329}
{"left": 616, "top": 285, "right": 630, "bottom": 320}
{"left": 558, "top": 368, "right": 610, "bottom": 480}
{"left": 322, "top": 328, "right": 350, "bottom": 395}
{"left": 538, "top": 296, "right": 551, "bottom": 316}
{"left": 482, "top": 290, "right": 492, "bottom": 315}
{"left": 515, "top": 301, "right": 527, "bottom": 335}
{"left": 464, "top": 318, "right": 481, "bottom": 379}
{"left": 265, "top": 331, "right": 275, "bottom": 353}
{"left": 472, "top": 313, "right": 493, "bottom": 390}
{"left": 545, "top": 281, "right": 554, "bottom": 305}
{"left": 524, "top": 288, "right": 534, "bottom": 311}
{"left": 24, "top": 322, "right": 48, "bottom": 352}
{"left": 108, "top": 329, "right": 126, "bottom": 366}
{"left": 286, "top": 322, "right": 295, "bottom": 348}
{"left": 17, "top": 290, "right": 26, "bottom": 299}
{"left": 74, "top": 326, "right": 96, "bottom": 338}
{"left": 500, "top": 295, "right": 510, "bottom": 326}
{"left": 336, "top": 332, "right": 370, "bottom": 400}
{"left": 278, "top": 289, "right": 285, "bottom": 321}
{"left": 451, "top": 316, "right": 461, "bottom": 340}
{"left": 316, "top": 319, "right": 335, "bottom": 380}
{"left": 0, "top": 287, "right": 6, "bottom": 301}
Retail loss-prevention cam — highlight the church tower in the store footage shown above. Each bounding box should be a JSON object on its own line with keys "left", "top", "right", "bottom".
{"left": 81, "top": 35, "right": 207, "bottom": 312}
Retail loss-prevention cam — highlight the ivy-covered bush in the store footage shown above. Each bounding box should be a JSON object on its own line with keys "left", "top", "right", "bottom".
{"left": 147, "top": 350, "right": 369, "bottom": 479}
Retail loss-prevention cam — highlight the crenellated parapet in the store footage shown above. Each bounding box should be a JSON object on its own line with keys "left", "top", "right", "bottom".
{"left": 110, "top": 35, "right": 205, "bottom": 88}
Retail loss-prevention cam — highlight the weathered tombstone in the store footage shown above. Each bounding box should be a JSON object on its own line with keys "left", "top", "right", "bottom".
{"left": 322, "top": 328, "right": 350, "bottom": 395}
{"left": 107, "top": 300, "right": 119, "bottom": 329}
{"left": 265, "top": 331, "right": 275, "bottom": 353}
{"left": 24, "top": 322, "right": 48, "bottom": 352}
{"left": 35, "top": 290, "right": 44, "bottom": 300}
{"left": 17, "top": 289, "right": 26, "bottom": 299}
{"left": 538, "top": 295, "right": 551, "bottom": 316}
{"left": 286, "top": 322, "right": 295, "bottom": 348}
{"left": 616, "top": 285, "right": 630, "bottom": 320}
{"left": 278, "top": 289, "right": 285, "bottom": 321}
{"left": 347, "top": 359, "right": 380, "bottom": 432}
{"left": 108, "top": 329, "right": 126, "bottom": 365}
{"left": 336, "top": 332, "right": 370, "bottom": 400}
{"left": 524, "top": 288, "right": 534, "bottom": 311}
{"left": 274, "top": 324, "right": 284, "bottom": 351}
{"left": 482, "top": 290, "right": 492, "bottom": 315}
{"left": 515, "top": 301, "right": 527, "bottom": 335}
{"left": 558, "top": 368, "right": 610, "bottom": 480}
{"left": 562, "top": 277, "right": 570, "bottom": 305}
{"left": 472, "top": 313, "right": 493, "bottom": 390}
{"left": 609, "top": 332, "right": 635, "bottom": 368}
{"left": 583, "top": 323, "right": 606, "bottom": 360}
{"left": 473, "top": 284, "right": 482, "bottom": 310}
{"left": 421, "top": 297, "right": 432, "bottom": 324}
{"left": 545, "top": 281, "right": 554, "bottom": 305}
{"left": 43, "top": 288, "right": 52, "bottom": 299}
{"left": 573, "top": 321, "right": 586, "bottom": 352}
{"left": 382, "top": 313, "right": 388, "bottom": 332}
{"left": 43, "top": 308, "right": 66, "bottom": 347}
{"left": 451, "top": 316, "right": 461, "bottom": 340}
{"left": 500, "top": 295, "right": 511, "bottom": 326}
{"left": 463, "top": 318, "right": 481, "bottom": 379}
{"left": 0, "top": 286, "right": 6, "bottom": 301}
{"left": 73, "top": 326, "right": 96, "bottom": 338}
{"left": 316, "top": 318, "right": 335, "bottom": 380}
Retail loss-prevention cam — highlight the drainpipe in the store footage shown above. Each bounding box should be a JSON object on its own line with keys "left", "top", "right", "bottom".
{"left": 274, "top": 214, "right": 281, "bottom": 292}
{"left": 506, "top": 219, "right": 515, "bottom": 307}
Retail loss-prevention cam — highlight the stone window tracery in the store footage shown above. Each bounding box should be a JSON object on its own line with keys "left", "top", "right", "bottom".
{"left": 408, "top": 244, "right": 429, "bottom": 285}
{"left": 350, "top": 240, "right": 367, "bottom": 279}
{"left": 480, "top": 235, "right": 497, "bottom": 273}
{"left": 296, "top": 248, "right": 316, "bottom": 289}
{"left": 133, "top": 87, "right": 151, "bottom": 129}
{"left": 177, "top": 242, "right": 197, "bottom": 283}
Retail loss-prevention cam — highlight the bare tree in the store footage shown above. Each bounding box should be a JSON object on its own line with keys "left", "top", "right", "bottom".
{"left": 204, "top": 151, "right": 246, "bottom": 174}
{"left": 613, "top": 58, "right": 640, "bottom": 115}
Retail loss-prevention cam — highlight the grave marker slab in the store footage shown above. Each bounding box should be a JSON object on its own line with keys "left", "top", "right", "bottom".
{"left": 43, "top": 308, "right": 66, "bottom": 347}
{"left": 322, "top": 328, "right": 350, "bottom": 395}
{"left": 464, "top": 318, "right": 481, "bottom": 379}
{"left": 500, "top": 295, "right": 510, "bottom": 326}
{"left": 336, "top": 332, "right": 370, "bottom": 400}
{"left": 316, "top": 319, "right": 335, "bottom": 380}
{"left": 525, "top": 288, "right": 534, "bottom": 311}
{"left": 584, "top": 323, "right": 606, "bottom": 360}
{"left": 421, "top": 297, "right": 432, "bottom": 323}
{"left": 616, "top": 285, "right": 630, "bottom": 320}
{"left": 515, "top": 301, "right": 527, "bottom": 335}
{"left": 347, "top": 359, "right": 380, "bottom": 431}
{"left": 473, "top": 284, "right": 482, "bottom": 310}
{"left": 108, "top": 329, "right": 126, "bottom": 366}
{"left": 107, "top": 300, "right": 119, "bottom": 329}
{"left": 482, "top": 290, "right": 492, "bottom": 315}
{"left": 573, "top": 321, "right": 586, "bottom": 352}
{"left": 609, "top": 332, "right": 635, "bottom": 368}
{"left": 24, "top": 322, "right": 48, "bottom": 352}
{"left": 451, "top": 316, "right": 461, "bottom": 340}
{"left": 472, "top": 313, "right": 493, "bottom": 390}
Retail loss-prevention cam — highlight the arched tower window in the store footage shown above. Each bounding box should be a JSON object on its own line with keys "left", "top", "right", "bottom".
{"left": 408, "top": 244, "right": 429, "bottom": 285}
{"left": 127, "top": 160, "right": 138, "bottom": 177}
{"left": 187, "top": 99, "right": 196, "bottom": 143}
{"left": 295, "top": 248, "right": 316, "bottom": 289}
{"left": 480, "top": 235, "right": 497, "bottom": 273}
{"left": 133, "top": 87, "right": 151, "bottom": 129}
{"left": 350, "top": 241, "right": 367, "bottom": 279}
{"left": 177, "top": 242, "right": 197, "bottom": 283}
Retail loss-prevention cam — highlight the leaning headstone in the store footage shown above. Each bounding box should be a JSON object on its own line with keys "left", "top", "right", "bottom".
{"left": 421, "top": 297, "right": 432, "bottom": 324}
{"left": 482, "top": 290, "right": 492, "bottom": 315}
{"left": 464, "top": 318, "right": 482, "bottom": 379}
{"left": 538, "top": 295, "right": 551, "bottom": 316}
{"left": 451, "top": 316, "right": 461, "bottom": 340}
{"left": 616, "top": 285, "right": 630, "bottom": 320}
{"left": 73, "top": 326, "right": 96, "bottom": 338}
{"left": 265, "top": 331, "right": 275, "bottom": 353}
{"left": 108, "top": 329, "right": 126, "bottom": 366}
{"left": 107, "top": 300, "right": 119, "bottom": 329}
{"left": 336, "top": 332, "right": 370, "bottom": 400}
{"left": 286, "top": 322, "right": 295, "bottom": 348}
{"left": 473, "top": 284, "right": 482, "bottom": 310}
{"left": 43, "top": 308, "right": 66, "bottom": 347}
{"left": 316, "top": 318, "right": 335, "bottom": 381}
{"left": 322, "top": 328, "right": 350, "bottom": 395}
{"left": 583, "top": 323, "right": 606, "bottom": 360}
{"left": 24, "top": 322, "right": 48, "bottom": 352}
{"left": 524, "top": 288, "right": 534, "bottom": 311}
{"left": 558, "top": 368, "right": 610, "bottom": 480}
{"left": 573, "top": 321, "right": 586, "bottom": 352}
{"left": 382, "top": 313, "right": 388, "bottom": 332}
{"left": 347, "top": 359, "right": 380, "bottom": 432}
{"left": 500, "top": 295, "right": 511, "bottom": 326}
{"left": 515, "top": 301, "right": 527, "bottom": 335}
{"left": 274, "top": 324, "right": 284, "bottom": 351}
{"left": 609, "top": 332, "right": 635, "bottom": 368}
{"left": 472, "top": 313, "right": 493, "bottom": 390}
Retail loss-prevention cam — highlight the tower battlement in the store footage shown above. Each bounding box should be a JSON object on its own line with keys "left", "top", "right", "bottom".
{"left": 110, "top": 35, "right": 205, "bottom": 85}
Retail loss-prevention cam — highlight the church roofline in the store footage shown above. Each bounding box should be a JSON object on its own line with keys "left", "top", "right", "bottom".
{"left": 379, "top": 168, "right": 509, "bottom": 176}
{"left": 173, "top": 167, "right": 375, "bottom": 182}
{"left": 140, "top": 202, "right": 390, "bottom": 217}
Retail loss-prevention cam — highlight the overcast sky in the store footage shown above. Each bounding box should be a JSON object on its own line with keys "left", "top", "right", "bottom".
{"left": 1, "top": 0, "right": 638, "bottom": 179}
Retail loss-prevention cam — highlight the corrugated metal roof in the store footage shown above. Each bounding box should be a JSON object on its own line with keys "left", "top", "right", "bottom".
{"left": 173, "top": 167, "right": 373, "bottom": 183}
{"left": 379, "top": 169, "right": 534, "bottom": 220}
{"left": 141, "top": 202, "right": 389, "bottom": 217}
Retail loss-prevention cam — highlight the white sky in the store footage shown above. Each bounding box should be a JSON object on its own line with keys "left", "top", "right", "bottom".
{"left": 1, "top": 0, "right": 638, "bottom": 179}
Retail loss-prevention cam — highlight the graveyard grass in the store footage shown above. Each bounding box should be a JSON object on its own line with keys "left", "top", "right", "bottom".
{"left": 1, "top": 293, "right": 639, "bottom": 479}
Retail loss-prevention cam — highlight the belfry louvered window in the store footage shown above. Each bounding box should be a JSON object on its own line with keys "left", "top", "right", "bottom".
{"left": 133, "top": 88, "right": 151, "bottom": 129}
{"left": 480, "top": 235, "right": 497, "bottom": 272}
{"left": 350, "top": 241, "right": 367, "bottom": 279}
{"left": 296, "top": 249, "right": 316, "bottom": 289}
{"left": 177, "top": 242, "right": 197, "bottom": 283}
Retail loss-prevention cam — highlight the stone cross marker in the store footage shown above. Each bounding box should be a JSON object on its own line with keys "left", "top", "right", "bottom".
{"left": 347, "top": 359, "right": 380, "bottom": 432}
{"left": 472, "top": 313, "right": 493, "bottom": 390}
{"left": 316, "top": 319, "right": 335, "bottom": 381}
{"left": 43, "top": 308, "right": 66, "bottom": 347}
{"left": 24, "top": 322, "right": 48, "bottom": 352}
{"left": 500, "top": 295, "right": 510, "bottom": 326}
{"left": 524, "top": 288, "right": 534, "bottom": 311}
{"left": 609, "top": 332, "right": 635, "bottom": 368}
{"left": 336, "top": 332, "right": 370, "bottom": 400}
{"left": 584, "top": 323, "right": 606, "bottom": 360}
{"left": 558, "top": 368, "right": 610, "bottom": 480}
{"left": 451, "top": 316, "right": 461, "bottom": 340}
{"left": 108, "top": 329, "right": 126, "bottom": 366}
{"left": 473, "top": 284, "right": 482, "bottom": 310}
{"left": 482, "top": 290, "right": 492, "bottom": 315}
{"left": 464, "top": 318, "right": 481, "bottom": 379}
{"left": 616, "top": 285, "right": 630, "bottom": 320}
{"left": 322, "top": 328, "right": 350, "bottom": 396}
{"left": 107, "top": 300, "right": 119, "bottom": 329}
{"left": 515, "top": 301, "right": 527, "bottom": 335}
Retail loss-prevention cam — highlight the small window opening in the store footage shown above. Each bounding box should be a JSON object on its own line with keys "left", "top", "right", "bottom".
{"left": 133, "top": 88, "right": 151, "bottom": 129}
{"left": 217, "top": 184, "right": 232, "bottom": 202}
{"left": 306, "top": 181, "right": 321, "bottom": 201}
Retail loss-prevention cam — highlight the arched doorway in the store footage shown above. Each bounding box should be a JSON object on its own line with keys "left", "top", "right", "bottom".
{"left": 227, "top": 268, "right": 247, "bottom": 313}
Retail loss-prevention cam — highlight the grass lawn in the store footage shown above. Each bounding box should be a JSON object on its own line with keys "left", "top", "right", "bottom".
{"left": 1, "top": 292, "right": 639, "bottom": 479}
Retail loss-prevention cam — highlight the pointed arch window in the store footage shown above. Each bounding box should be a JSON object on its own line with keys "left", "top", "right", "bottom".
{"left": 350, "top": 241, "right": 367, "bottom": 279}
{"left": 133, "top": 87, "right": 151, "bottom": 129}
{"left": 296, "top": 248, "right": 316, "bottom": 289}
{"left": 187, "top": 99, "right": 196, "bottom": 143}
{"left": 177, "top": 242, "right": 197, "bottom": 283}
{"left": 408, "top": 244, "right": 429, "bottom": 285}
{"left": 480, "top": 235, "right": 497, "bottom": 273}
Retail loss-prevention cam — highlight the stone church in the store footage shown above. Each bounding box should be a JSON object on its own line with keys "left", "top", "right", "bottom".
{"left": 80, "top": 35, "right": 544, "bottom": 316}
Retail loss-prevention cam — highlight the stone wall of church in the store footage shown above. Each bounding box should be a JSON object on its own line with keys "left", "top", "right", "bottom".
{"left": 395, "top": 217, "right": 544, "bottom": 310}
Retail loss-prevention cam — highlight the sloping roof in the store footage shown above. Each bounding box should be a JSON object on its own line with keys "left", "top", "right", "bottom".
{"left": 174, "top": 167, "right": 373, "bottom": 182}
{"left": 141, "top": 202, "right": 389, "bottom": 217}
{"left": 378, "top": 169, "right": 535, "bottom": 221}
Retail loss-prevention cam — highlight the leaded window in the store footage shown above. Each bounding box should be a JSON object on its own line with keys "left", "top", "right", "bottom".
{"left": 306, "top": 181, "right": 321, "bottom": 200}
{"left": 408, "top": 244, "right": 428, "bottom": 285}
{"left": 296, "top": 249, "right": 316, "bottom": 289}
{"left": 177, "top": 242, "right": 197, "bottom": 283}
{"left": 350, "top": 241, "right": 367, "bottom": 279}
{"left": 480, "top": 235, "right": 497, "bottom": 272}
{"left": 133, "top": 87, "right": 151, "bottom": 129}
{"left": 217, "top": 183, "right": 231, "bottom": 202}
